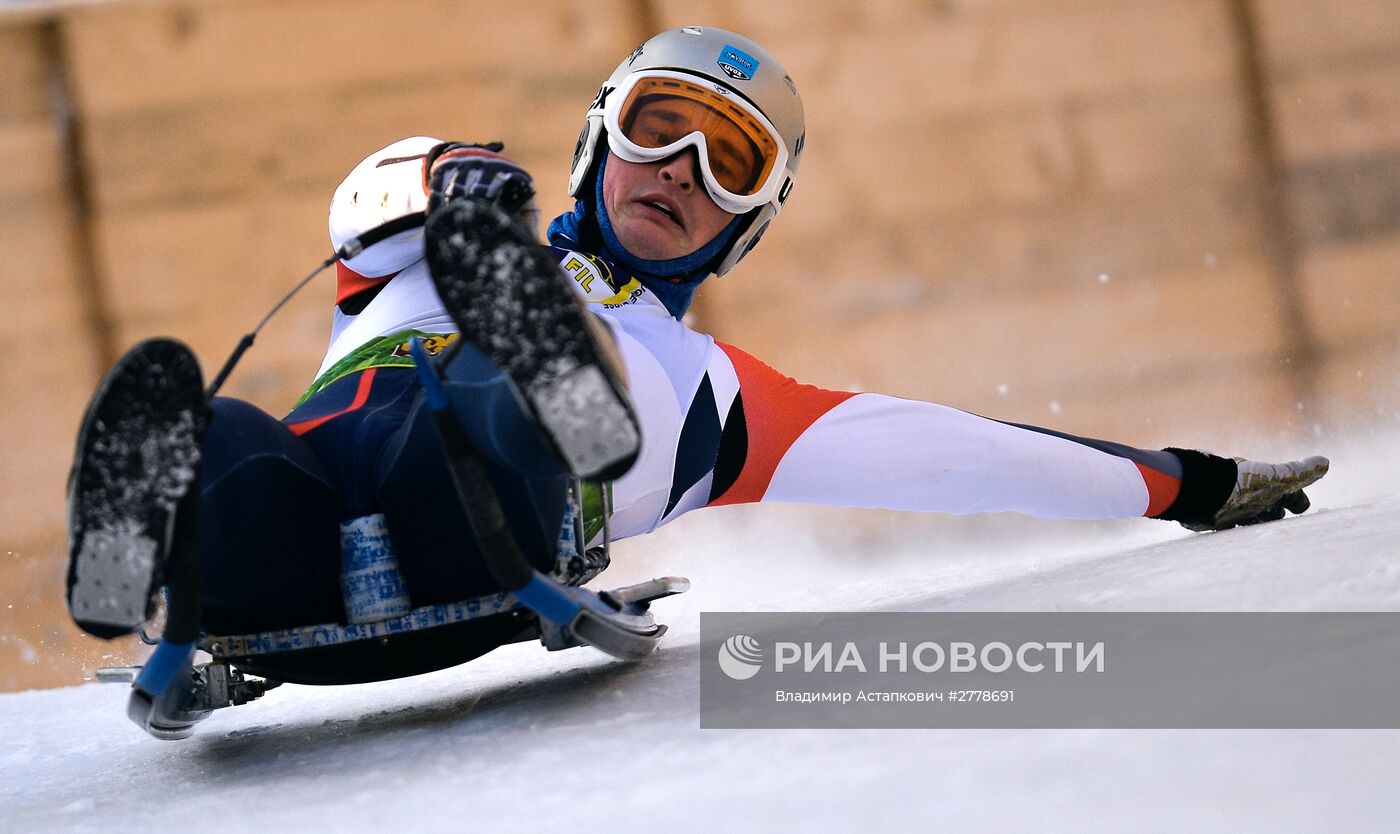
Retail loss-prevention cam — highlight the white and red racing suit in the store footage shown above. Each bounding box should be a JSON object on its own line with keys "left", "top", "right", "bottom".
{"left": 318, "top": 137, "right": 1195, "bottom": 545}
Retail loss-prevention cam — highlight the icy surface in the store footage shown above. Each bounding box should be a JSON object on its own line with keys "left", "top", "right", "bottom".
{"left": 4, "top": 432, "right": 1399, "bottom": 832}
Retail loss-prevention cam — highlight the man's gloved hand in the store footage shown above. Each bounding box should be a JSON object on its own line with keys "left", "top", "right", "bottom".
{"left": 424, "top": 141, "right": 541, "bottom": 237}
{"left": 1171, "top": 454, "right": 1330, "bottom": 532}
{"left": 1154, "top": 448, "right": 1329, "bottom": 531}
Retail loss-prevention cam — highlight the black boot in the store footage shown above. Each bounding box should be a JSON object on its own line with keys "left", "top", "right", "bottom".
{"left": 424, "top": 198, "right": 640, "bottom": 482}
{"left": 66, "top": 338, "right": 207, "bottom": 639}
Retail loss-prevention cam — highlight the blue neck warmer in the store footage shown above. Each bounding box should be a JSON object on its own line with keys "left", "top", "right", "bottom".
{"left": 546, "top": 154, "right": 741, "bottom": 318}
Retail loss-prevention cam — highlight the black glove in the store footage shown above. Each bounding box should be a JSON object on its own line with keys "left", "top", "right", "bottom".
{"left": 1157, "top": 448, "right": 1330, "bottom": 532}
{"left": 424, "top": 141, "right": 540, "bottom": 235}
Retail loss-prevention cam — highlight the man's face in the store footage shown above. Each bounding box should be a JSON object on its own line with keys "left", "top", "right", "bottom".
{"left": 600, "top": 149, "right": 735, "bottom": 262}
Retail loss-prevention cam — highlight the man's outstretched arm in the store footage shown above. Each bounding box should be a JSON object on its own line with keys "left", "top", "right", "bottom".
{"left": 701, "top": 343, "right": 1326, "bottom": 531}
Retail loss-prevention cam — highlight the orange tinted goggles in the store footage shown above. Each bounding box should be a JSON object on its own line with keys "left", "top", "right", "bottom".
{"left": 613, "top": 74, "right": 783, "bottom": 200}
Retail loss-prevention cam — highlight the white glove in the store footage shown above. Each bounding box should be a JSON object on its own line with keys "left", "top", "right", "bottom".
{"left": 1179, "top": 456, "right": 1329, "bottom": 532}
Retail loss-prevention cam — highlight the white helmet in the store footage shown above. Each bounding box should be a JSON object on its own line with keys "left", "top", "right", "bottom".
{"left": 568, "top": 26, "right": 805, "bottom": 277}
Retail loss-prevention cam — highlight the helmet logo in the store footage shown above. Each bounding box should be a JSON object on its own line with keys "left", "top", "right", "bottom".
{"left": 716, "top": 44, "right": 759, "bottom": 81}
{"left": 588, "top": 86, "right": 613, "bottom": 112}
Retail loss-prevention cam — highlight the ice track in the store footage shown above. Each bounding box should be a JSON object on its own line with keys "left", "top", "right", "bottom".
{"left": 3, "top": 431, "right": 1399, "bottom": 833}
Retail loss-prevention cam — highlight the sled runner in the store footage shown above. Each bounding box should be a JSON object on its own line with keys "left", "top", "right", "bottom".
{"left": 97, "top": 565, "right": 689, "bottom": 741}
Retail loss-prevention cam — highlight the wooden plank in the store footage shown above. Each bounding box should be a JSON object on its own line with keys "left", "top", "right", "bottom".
{"left": 657, "top": 0, "right": 1086, "bottom": 33}
{"left": 1254, "top": 0, "right": 1400, "bottom": 75}
{"left": 171, "top": 277, "right": 337, "bottom": 416}
{"left": 660, "top": 0, "right": 1236, "bottom": 33}
{"left": 0, "top": 122, "right": 70, "bottom": 202}
{"left": 1071, "top": 87, "right": 1251, "bottom": 194}
{"left": 661, "top": 0, "right": 1235, "bottom": 118}
{"left": 0, "top": 331, "right": 99, "bottom": 548}
{"left": 0, "top": 141, "right": 102, "bottom": 550}
{"left": 78, "top": 71, "right": 594, "bottom": 213}
{"left": 710, "top": 233, "right": 1300, "bottom": 444}
{"left": 978, "top": 371, "right": 1298, "bottom": 454}
{"left": 1316, "top": 337, "right": 1400, "bottom": 427}
{"left": 705, "top": 258, "right": 1287, "bottom": 415}
{"left": 1298, "top": 234, "right": 1400, "bottom": 349}
{"left": 0, "top": 130, "right": 91, "bottom": 354}
{"left": 726, "top": 177, "right": 1266, "bottom": 321}
{"left": 0, "top": 21, "right": 101, "bottom": 558}
{"left": 90, "top": 163, "right": 575, "bottom": 333}
{"left": 108, "top": 303, "right": 331, "bottom": 420}
{"left": 61, "top": 0, "right": 637, "bottom": 115}
{"left": 95, "top": 193, "right": 331, "bottom": 335}
{"left": 0, "top": 23, "right": 51, "bottom": 122}
{"left": 1271, "top": 60, "right": 1400, "bottom": 164}
{"left": 1288, "top": 148, "right": 1400, "bottom": 247}
{"left": 90, "top": 192, "right": 374, "bottom": 416}
{"left": 708, "top": 260, "right": 1296, "bottom": 448}
{"left": 0, "top": 201, "right": 83, "bottom": 332}
{"left": 809, "top": 84, "right": 1249, "bottom": 217}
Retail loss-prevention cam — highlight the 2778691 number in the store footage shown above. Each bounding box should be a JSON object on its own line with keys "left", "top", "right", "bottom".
{"left": 946, "top": 690, "right": 1014, "bottom": 702}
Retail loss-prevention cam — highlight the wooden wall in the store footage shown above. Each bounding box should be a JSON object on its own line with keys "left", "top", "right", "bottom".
{"left": 2, "top": 0, "right": 1398, "bottom": 690}
{"left": 684, "top": 0, "right": 1323, "bottom": 445}
{"left": 1260, "top": 0, "right": 1400, "bottom": 423}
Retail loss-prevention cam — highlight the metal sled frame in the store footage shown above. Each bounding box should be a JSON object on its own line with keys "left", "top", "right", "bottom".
{"left": 103, "top": 479, "right": 688, "bottom": 738}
